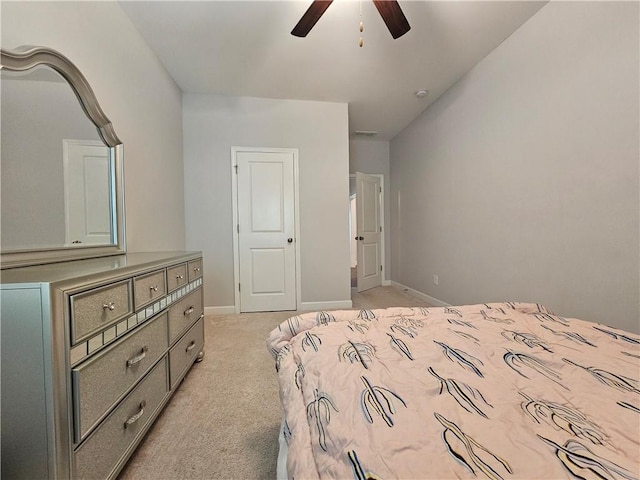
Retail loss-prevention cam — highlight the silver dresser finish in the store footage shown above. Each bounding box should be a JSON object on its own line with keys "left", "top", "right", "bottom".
{"left": 169, "top": 317, "right": 205, "bottom": 389}
{"left": 72, "top": 311, "right": 169, "bottom": 442}
{"left": 168, "top": 288, "right": 204, "bottom": 342}
{"left": 167, "top": 263, "right": 188, "bottom": 292}
{"left": 70, "top": 279, "right": 133, "bottom": 344}
{"left": 0, "top": 252, "right": 205, "bottom": 480}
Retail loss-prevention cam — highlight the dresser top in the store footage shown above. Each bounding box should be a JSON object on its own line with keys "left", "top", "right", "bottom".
{"left": 0, "top": 251, "right": 202, "bottom": 289}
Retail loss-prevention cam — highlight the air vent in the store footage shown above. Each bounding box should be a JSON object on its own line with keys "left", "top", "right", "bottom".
{"left": 353, "top": 130, "right": 379, "bottom": 137}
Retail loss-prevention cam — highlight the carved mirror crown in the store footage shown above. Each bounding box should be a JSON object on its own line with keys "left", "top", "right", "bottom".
{"left": 1, "top": 46, "right": 126, "bottom": 269}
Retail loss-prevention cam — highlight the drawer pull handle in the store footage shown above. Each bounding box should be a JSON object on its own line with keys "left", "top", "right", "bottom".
{"left": 186, "top": 341, "right": 196, "bottom": 352}
{"left": 124, "top": 401, "right": 146, "bottom": 429}
{"left": 150, "top": 285, "right": 158, "bottom": 292}
{"left": 184, "top": 306, "right": 194, "bottom": 316}
{"left": 102, "top": 302, "right": 116, "bottom": 311}
{"left": 193, "top": 267, "right": 201, "bottom": 273}
{"left": 176, "top": 274, "right": 184, "bottom": 280}
{"left": 126, "top": 346, "right": 148, "bottom": 367}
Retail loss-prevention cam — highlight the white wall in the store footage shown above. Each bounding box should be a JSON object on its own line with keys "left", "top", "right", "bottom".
{"left": 390, "top": 1, "right": 639, "bottom": 333}
{"left": 2, "top": 2, "right": 186, "bottom": 252}
{"left": 350, "top": 139, "right": 391, "bottom": 281}
{"left": 183, "top": 94, "right": 351, "bottom": 311}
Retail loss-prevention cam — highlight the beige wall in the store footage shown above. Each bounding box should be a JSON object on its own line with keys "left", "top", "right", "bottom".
{"left": 390, "top": 1, "right": 639, "bottom": 332}
{"left": 183, "top": 94, "right": 351, "bottom": 311}
{"left": 2, "top": 1, "right": 186, "bottom": 252}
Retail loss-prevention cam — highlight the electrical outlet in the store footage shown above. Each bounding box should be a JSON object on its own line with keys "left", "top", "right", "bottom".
{"left": 433, "top": 274, "right": 439, "bottom": 286}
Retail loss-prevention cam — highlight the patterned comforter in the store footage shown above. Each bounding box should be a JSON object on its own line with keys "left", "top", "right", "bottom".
{"left": 267, "top": 303, "right": 640, "bottom": 480}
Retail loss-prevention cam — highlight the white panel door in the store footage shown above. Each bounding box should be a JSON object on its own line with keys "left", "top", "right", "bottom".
{"left": 356, "top": 171, "right": 382, "bottom": 292}
{"left": 237, "top": 150, "right": 296, "bottom": 312}
{"left": 63, "top": 140, "right": 112, "bottom": 246}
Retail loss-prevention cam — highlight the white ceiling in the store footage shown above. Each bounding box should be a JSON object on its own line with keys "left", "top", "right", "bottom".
{"left": 120, "top": 1, "right": 546, "bottom": 141}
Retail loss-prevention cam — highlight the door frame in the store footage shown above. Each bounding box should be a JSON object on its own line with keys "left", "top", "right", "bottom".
{"left": 349, "top": 173, "right": 387, "bottom": 287}
{"left": 231, "top": 146, "right": 302, "bottom": 314}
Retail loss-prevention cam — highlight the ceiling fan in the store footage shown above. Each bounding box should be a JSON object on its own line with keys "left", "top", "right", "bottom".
{"left": 291, "top": 0, "right": 411, "bottom": 39}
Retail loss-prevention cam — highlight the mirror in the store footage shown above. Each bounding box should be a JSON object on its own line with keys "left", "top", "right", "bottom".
{"left": 1, "top": 46, "right": 125, "bottom": 269}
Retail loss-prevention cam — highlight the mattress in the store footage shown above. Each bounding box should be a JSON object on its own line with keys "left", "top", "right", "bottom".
{"left": 267, "top": 302, "right": 640, "bottom": 479}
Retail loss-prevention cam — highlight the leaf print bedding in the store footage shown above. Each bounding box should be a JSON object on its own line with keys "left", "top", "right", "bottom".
{"left": 266, "top": 303, "right": 640, "bottom": 480}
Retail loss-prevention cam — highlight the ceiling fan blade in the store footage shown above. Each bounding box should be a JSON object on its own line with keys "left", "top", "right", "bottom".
{"left": 291, "top": 0, "right": 334, "bottom": 37}
{"left": 372, "top": 0, "right": 411, "bottom": 39}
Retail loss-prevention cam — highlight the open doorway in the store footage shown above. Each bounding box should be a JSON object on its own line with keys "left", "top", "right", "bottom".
{"left": 349, "top": 178, "right": 357, "bottom": 287}
{"left": 349, "top": 172, "right": 385, "bottom": 292}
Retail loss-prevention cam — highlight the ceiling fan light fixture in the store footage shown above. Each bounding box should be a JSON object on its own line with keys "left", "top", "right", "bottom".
{"left": 291, "top": 0, "right": 410, "bottom": 39}
{"left": 415, "top": 89, "right": 428, "bottom": 98}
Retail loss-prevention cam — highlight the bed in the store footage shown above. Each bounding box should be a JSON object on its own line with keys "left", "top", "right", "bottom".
{"left": 266, "top": 302, "right": 640, "bottom": 480}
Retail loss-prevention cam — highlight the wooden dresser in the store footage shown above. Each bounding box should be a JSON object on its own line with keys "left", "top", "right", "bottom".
{"left": 1, "top": 251, "right": 205, "bottom": 479}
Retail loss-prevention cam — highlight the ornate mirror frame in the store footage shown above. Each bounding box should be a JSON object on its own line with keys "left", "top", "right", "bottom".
{"left": 0, "top": 46, "right": 126, "bottom": 269}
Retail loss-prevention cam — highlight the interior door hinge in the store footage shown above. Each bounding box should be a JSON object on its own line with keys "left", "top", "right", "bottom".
{"left": 380, "top": 186, "right": 382, "bottom": 193}
{"left": 234, "top": 164, "right": 238, "bottom": 173}
{"left": 237, "top": 224, "right": 239, "bottom": 234}
{"left": 238, "top": 283, "right": 241, "bottom": 292}
{"left": 380, "top": 265, "right": 383, "bottom": 272}
{"left": 380, "top": 226, "right": 382, "bottom": 232}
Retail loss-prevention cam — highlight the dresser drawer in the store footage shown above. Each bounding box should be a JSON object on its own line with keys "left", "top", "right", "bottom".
{"left": 187, "top": 258, "right": 203, "bottom": 282}
{"left": 72, "top": 312, "right": 169, "bottom": 442}
{"left": 133, "top": 269, "right": 167, "bottom": 310}
{"left": 73, "top": 357, "right": 169, "bottom": 480}
{"left": 168, "top": 288, "right": 203, "bottom": 343}
{"left": 167, "top": 263, "right": 188, "bottom": 292}
{"left": 169, "top": 317, "right": 204, "bottom": 389}
{"left": 70, "top": 280, "right": 133, "bottom": 344}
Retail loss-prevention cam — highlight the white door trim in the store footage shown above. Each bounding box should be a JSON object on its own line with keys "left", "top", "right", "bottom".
{"left": 349, "top": 173, "right": 387, "bottom": 286}
{"left": 231, "top": 146, "right": 301, "bottom": 314}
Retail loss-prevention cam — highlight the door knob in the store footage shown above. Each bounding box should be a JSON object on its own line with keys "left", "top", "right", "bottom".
{"left": 358, "top": 236, "right": 364, "bottom": 241}
{"left": 287, "top": 238, "right": 293, "bottom": 243}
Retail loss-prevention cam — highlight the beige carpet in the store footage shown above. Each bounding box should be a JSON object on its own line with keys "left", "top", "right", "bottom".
{"left": 118, "top": 286, "right": 432, "bottom": 480}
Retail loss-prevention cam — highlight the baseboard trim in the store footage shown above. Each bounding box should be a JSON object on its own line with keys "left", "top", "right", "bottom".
{"left": 206, "top": 286, "right": 442, "bottom": 314}
{"left": 206, "top": 301, "right": 355, "bottom": 315}
{"left": 300, "top": 300, "right": 353, "bottom": 311}
{"left": 204, "top": 306, "right": 236, "bottom": 315}
{"left": 390, "top": 281, "right": 451, "bottom": 308}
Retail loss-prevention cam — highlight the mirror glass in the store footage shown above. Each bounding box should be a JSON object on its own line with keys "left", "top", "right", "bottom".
{"left": 1, "top": 47, "right": 124, "bottom": 269}
{"left": 1, "top": 67, "right": 114, "bottom": 250}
